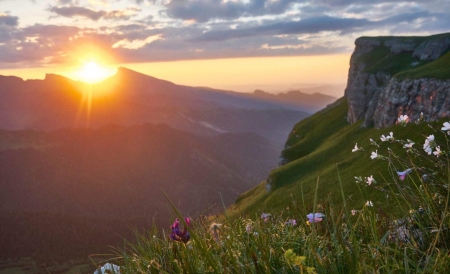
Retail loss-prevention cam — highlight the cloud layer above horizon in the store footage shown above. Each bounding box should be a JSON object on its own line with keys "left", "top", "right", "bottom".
{"left": 1, "top": 0, "right": 449, "bottom": 68}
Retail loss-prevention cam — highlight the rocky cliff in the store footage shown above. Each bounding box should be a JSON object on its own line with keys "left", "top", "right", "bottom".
{"left": 345, "top": 33, "right": 450, "bottom": 128}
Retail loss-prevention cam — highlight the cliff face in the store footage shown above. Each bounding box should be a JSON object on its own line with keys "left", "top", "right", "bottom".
{"left": 345, "top": 33, "right": 450, "bottom": 128}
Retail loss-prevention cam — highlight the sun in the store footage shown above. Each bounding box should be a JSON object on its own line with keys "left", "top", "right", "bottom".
{"left": 77, "top": 61, "right": 115, "bottom": 84}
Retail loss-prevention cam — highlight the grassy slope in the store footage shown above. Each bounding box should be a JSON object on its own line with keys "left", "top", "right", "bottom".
{"left": 355, "top": 32, "right": 450, "bottom": 79}
{"left": 228, "top": 98, "right": 446, "bottom": 218}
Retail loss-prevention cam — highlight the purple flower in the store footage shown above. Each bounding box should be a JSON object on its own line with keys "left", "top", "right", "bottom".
{"left": 285, "top": 219, "right": 297, "bottom": 226}
{"left": 397, "top": 168, "right": 412, "bottom": 181}
{"left": 306, "top": 213, "right": 325, "bottom": 223}
{"left": 169, "top": 217, "right": 191, "bottom": 243}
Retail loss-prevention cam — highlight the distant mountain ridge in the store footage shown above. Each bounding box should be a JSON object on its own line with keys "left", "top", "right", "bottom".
{"left": 0, "top": 67, "right": 331, "bottom": 144}
{"left": 251, "top": 89, "right": 337, "bottom": 111}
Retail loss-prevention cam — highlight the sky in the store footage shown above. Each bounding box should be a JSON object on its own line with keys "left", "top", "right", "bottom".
{"left": 0, "top": 0, "right": 449, "bottom": 95}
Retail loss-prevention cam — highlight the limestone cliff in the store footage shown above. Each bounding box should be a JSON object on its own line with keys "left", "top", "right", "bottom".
{"left": 345, "top": 32, "right": 450, "bottom": 128}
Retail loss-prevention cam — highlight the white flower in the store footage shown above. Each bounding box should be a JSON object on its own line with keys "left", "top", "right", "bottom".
{"left": 423, "top": 134, "right": 435, "bottom": 155}
{"left": 398, "top": 115, "right": 409, "bottom": 124}
{"left": 351, "top": 209, "right": 357, "bottom": 216}
{"left": 380, "top": 132, "right": 394, "bottom": 142}
{"left": 95, "top": 263, "right": 121, "bottom": 274}
{"left": 403, "top": 141, "right": 415, "bottom": 148}
{"left": 352, "top": 143, "right": 359, "bottom": 152}
{"left": 370, "top": 150, "right": 378, "bottom": 160}
{"left": 433, "top": 146, "right": 441, "bottom": 157}
{"left": 442, "top": 122, "right": 450, "bottom": 131}
{"left": 366, "top": 175, "right": 374, "bottom": 186}
{"left": 365, "top": 201, "right": 373, "bottom": 207}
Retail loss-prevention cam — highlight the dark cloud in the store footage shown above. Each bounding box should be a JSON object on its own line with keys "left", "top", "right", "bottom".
{"left": 0, "top": 14, "right": 19, "bottom": 27}
{"left": 164, "top": 0, "right": 298, "bottom": 22}
{"left": 49, "top": 6, "right": 106, "bottom": 21}
{"left": 48, "top": 6, "right": 140, "bottom": 21}
{"left": 193, "top": 16, "right": 372, "bottom": 42}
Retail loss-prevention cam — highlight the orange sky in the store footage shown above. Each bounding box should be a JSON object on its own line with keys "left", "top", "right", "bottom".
{"left": 0, "top": 54, "right": 350, "bottom": 96}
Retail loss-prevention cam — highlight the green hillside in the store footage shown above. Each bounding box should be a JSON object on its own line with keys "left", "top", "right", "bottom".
{"left": 228, "top": 98, "right": 447, "bottom": 218}
{"left": 354, "top": 32, "right": 450, "bottom": 79}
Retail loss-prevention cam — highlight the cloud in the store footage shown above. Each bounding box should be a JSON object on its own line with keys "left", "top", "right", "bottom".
{"left": 193, "top": 16, "right": 372, "bottom": 42}
{"left": 0, "top": 14, "right": 19, "bottom": 27}
{"left": 49, "top": 6, "right": 106, "bottom": 21}
{"left": 164, "top": 0, "right": 298, "bottom": 22}
{"left": 49, "top": 5, "right": 141, "bottom": 21}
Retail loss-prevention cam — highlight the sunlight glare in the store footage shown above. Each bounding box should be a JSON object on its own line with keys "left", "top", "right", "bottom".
{"left": 77, "top": 61, "right": 115, "bottom": 84}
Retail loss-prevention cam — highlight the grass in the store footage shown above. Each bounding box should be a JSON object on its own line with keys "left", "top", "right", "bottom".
{"left": 353, "top": 33, "right": 450, "bottom": 79}
{"left": 105, "top": 98, "right": 450, "bottom": 273}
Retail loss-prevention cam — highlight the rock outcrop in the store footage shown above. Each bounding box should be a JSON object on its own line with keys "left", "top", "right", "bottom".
{"left": 345, "top": 33, "right": 450, "bottom": 128}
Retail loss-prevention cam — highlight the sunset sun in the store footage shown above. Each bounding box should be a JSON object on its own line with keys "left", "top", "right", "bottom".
{"left": 77, "top": 61, "right": 115, "bottom": 84}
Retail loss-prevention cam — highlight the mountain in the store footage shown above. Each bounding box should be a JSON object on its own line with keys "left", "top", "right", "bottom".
{"left": 0, "top": 68, "right": 313, "bottom": 145}
{"left": 228, "top": 32, "right": 450, "bottom": 218}
{"left": 0, "top": 68, "right": 322, "bottom": 262}
{"left": 250, "top": 89, "right": 337, "bottom": 112}
{"left": 0, "top": 124, "right": 280, "bottom": 260}
{"left": 346, "top": 32, "right": 450, "bottom": 128}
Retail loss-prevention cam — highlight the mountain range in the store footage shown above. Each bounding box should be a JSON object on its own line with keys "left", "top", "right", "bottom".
{"left": 0, "top": 68, "right": 337, "bottom": 262}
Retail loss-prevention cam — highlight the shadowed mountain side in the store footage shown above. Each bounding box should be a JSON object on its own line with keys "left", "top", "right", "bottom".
{"left": 250, "top": 89, "right": 338, "bottom": 113}
{"left": 0, "top": 69, "right": 310, "bottom": 145}
{"left": 0, "top": 124, "right": 279, "bottom": 220}
{"left": 0, "top": 124, "right": 279, "bottom": 259}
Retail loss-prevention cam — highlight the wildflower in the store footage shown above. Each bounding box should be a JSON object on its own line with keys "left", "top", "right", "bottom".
{"left": 423, "top": 135, "right": 435, "bottom": 154}
{"left": 94, "top": 263, "right": 121, "bottom": 274}
{"left": 433, "top": 146, "right": 441, "bottom": 157}
{"left": 381, "top": 132, "right": 394, "bottom": 142}
{"left": 261, "top": 213, "right": 271, "bottom": 222}
{"left": 351, "top": 209, "right": 357, "bottom": 216}
{"left": 285, "top": 219, "right": 297, "bottom": 226}
{"left": 169, "top": 217, "right": 191, "bottom": 243}
{"left": 209, "top": 223, "right": 222, "bottom": 244}
{"left": 397, "top": 115, "right": 409, "bottom": 125}
{"left": 397, "top": 168, "right": 412, "bottom": 180}
{"left": 365, "top": 201, "right": 373, "bottom": 207}
{"left": 245, "top": 223, "right": 252, "bottom": 233}
{"left": 366, "top": 175, "right": 374, "bottom": 186}
{"left": 306, "top": 267, "right": 317, "bottom": 274}
{"left": 442, "top": 121, "right": 450, "bottom": 131}
{"left": 253, "top": 231, "right": 258, "bottom": 236}
{"left": 370, "top": 150, "right": 378, "bottom": 160}
{"left": 306, "top": 213, "right": 325, "bottom": 223}
{"left": 352, "top": 143, "right": 360, "bottom": 152}
{"left": 403, "top": 140, "right": 415, "bottom": 149}
{"left": 284, "top": 249, "right": 306, "bottom": 266}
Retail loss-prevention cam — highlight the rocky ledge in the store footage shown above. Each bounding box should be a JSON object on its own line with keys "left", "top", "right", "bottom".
{"left": 345, "top": 33, "right": 450, "bottom": 128}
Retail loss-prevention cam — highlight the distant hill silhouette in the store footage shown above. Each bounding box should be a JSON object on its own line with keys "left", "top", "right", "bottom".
{"left": 0, "top": 68, "right": 335, "bottom": 144}
{"left": 251, "top": 89, "right": 337, "bottom": 111}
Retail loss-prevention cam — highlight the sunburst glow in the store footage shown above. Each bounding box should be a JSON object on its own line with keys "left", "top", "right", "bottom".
{"left": 76, "top": 61, "right": 115, "bottom": 84}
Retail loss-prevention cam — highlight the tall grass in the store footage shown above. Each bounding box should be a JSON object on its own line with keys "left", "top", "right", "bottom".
{"left": 101, "top": 118, "right": 450, "bottom": 273}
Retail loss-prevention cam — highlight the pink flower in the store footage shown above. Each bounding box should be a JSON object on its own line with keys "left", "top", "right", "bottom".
{"left": 366, "top": 175, "right": 374, "bottom": 186}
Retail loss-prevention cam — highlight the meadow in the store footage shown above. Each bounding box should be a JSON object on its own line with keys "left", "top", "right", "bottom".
{"left": 98, "top": 114, "right": 450, "bottom": 273}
